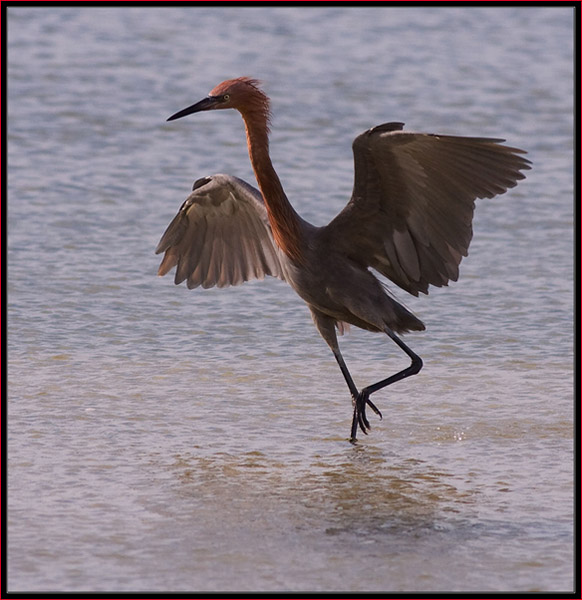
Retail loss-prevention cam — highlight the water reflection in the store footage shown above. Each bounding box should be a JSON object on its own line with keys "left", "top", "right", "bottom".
{"left": 167, "top": 444, "right": 478, "bottom": 543}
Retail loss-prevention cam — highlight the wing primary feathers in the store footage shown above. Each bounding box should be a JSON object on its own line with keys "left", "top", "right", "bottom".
{"left": 324, "top": 125, "right": 530, "bottom": 295}
{"left": 156, "top": 174, "right": 285, "bottom": 290}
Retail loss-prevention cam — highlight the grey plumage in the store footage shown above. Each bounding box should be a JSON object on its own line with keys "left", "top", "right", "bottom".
{"left": 159, "top": 77, "right": 531, "bottom": 440}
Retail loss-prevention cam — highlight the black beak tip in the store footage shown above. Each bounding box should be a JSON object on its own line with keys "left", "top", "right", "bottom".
{"left": 166, "top": 108, "right": 191, "bottom": 122}
{"left": 166, "top": 96, "right": 217, "bottom": 122}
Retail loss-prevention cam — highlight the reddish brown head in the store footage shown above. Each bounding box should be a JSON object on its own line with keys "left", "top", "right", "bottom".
{"left": 167, "top": 77, "right": 305, "bottom": 264}
{"left": 167, "top": 77, "right": 271, "bottom": 126}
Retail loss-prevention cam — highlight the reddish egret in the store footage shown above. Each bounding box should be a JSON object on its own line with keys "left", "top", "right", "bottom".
{"left": 157, "top": 77, "right": 530, "bottom": 441}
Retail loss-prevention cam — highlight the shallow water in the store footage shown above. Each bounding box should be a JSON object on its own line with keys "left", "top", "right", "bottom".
{"left": 6, "top": 5, "right": 574, "bottom": 593}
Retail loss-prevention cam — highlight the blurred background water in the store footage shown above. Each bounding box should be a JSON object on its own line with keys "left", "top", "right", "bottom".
{"left": 6, "top": 5, "right": 574, "bottom": 593}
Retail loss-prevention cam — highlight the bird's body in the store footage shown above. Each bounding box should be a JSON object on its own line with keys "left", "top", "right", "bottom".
{"left": 283, "top": 227, "right": 425, "bottom": 335}
{"left": 158, "top": 77, "right": 531, "bottom": 441}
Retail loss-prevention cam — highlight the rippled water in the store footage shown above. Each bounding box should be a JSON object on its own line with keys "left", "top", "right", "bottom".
{"left": 6, "top": 5, "right": 574, "bottom": 593}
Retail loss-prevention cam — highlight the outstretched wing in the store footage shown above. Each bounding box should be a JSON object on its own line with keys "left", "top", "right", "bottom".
{"left": 323, "top": 122, "right": 531, "bottom": 296}
{"left": 156, "top": 173, "right": 285, "bottom": 289}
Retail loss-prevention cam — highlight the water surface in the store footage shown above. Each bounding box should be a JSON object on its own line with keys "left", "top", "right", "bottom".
{"left": 6, "top": 5, "right": 574, "bottom": 593}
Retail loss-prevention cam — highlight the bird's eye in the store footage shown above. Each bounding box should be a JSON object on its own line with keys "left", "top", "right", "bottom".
{"left": 222, "top": 94, "right": 230, "bottom": 102}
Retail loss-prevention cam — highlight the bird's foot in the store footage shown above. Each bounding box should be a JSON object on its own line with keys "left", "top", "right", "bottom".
{"left": 350, "top": 390, "right": 383, "bottom": 442}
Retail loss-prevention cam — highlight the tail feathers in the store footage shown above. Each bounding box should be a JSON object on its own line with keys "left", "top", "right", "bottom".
{"left": 389, "top": 301, "right": 425, "bottom": 334}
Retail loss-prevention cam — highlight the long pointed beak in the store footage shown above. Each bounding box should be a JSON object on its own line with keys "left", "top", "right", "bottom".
{"left": 167, "top": 96, "right": 219, "bottom": 121}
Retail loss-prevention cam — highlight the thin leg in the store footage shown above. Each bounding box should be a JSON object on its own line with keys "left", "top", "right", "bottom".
{"left": 331, "top": 348, "right": 358, "bottom": 398}
{"left": 309, "top": 309, "right": 420, "bottom": 442}
{"left": 365, "top": 328, "right": 423, "bottom": 395}
{"left": 351, "top": 328, "right": 423, "bottom": 442}
{"left": 331, "top": 348, "right": 383, "bottom": 435}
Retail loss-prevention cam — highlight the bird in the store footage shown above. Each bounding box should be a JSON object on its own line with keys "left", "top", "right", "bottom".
{"left": 157, "top": 77, "right": 531, "bottom": 442}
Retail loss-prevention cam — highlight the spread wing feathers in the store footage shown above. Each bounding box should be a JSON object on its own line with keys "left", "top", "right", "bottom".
{"left": 156, "top": 173, "right": 285, "bottom": 289}
{"left": 324, "top": 122, "right": 531, "bottom": 296}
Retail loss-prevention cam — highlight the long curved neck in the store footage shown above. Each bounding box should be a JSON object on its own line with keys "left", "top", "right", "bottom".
{"left": 241, "top": 111, "right": 305, "bottom": 263}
